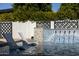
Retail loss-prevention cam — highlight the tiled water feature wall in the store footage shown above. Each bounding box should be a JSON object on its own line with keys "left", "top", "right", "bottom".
{"left": 34, "top": 20, "right": 79, "bottom": 55}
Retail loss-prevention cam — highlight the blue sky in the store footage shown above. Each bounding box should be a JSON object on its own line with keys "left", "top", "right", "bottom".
{"left": 0, "top": 3, "right": 12, "bottom": 10}
{"left": 52, "top": 3, "right": 61, "bottom": 12}
{"left": 0, "top": 3, "right": 61, "bottom": 12}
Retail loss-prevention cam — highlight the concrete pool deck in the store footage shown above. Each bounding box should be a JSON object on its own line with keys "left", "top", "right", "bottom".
{"left": 0, "top": 43, "right": 37, "bottom": 56}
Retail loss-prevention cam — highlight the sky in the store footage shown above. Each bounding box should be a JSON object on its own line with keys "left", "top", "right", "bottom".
{"left": 52, "top": 3, "right": 61, "bottom": 12}
{"left": 0, "top": 3, "right": 12, "bottom": 10}
{"left": 0, "top": 3, "right": 61, "bottom": 12}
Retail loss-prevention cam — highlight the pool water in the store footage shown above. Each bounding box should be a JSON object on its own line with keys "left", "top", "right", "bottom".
{"left": 43, "top": 30, "right": 79, "bottom": 55}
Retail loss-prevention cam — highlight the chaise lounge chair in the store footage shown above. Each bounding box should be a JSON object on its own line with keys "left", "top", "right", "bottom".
{"left": 18, "top": 32, "right": 36, "bottom": 46}
{"left": 2, "top": 32, "right": 36, "bottom": 55}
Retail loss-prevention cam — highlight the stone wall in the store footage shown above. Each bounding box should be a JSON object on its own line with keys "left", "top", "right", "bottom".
{"left": 34, "top": 27, "right": 44, "bottom": 54}
{"left": 34, "top": 21, "right": 51, "bottom": 55}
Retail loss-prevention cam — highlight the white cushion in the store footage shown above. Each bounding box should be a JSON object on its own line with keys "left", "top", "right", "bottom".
{"left": 12, "top": 30, "right": 22, "bottom": 41}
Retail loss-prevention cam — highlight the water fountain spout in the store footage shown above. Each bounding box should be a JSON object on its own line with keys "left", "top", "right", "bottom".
{"left": 73, "top": 30, "right": 75, "bottom": 48}
{"left": 64, "top": 31, "right": 66, "bottom": 44}
{"left": 59, "top": 31, "right": 61, "bottom": 43}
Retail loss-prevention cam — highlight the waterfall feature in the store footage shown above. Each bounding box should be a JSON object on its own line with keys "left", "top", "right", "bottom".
{"left": 43, "top": 29, "right": 79, "bottom": 55}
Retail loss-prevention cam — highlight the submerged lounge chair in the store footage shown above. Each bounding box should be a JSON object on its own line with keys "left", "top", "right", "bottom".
{"left": 18, "top": 33, "right": 36, "bottom": 46}
{"left": 18, "top": 32, "right": 36, "bottom": 46}
{"left": 2, "top": 32, "right": 36, "bottom": 54}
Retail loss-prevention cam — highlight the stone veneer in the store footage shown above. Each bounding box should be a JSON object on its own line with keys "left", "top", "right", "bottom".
{"left": 34, "top": 27, "right": 44, "bottom": 54}
{"left": 34, "top": 21, "right": 51, "bottom": 55}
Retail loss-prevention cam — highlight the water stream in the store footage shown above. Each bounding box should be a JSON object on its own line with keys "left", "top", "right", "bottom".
{"left": 43, "top": 29, "right": 79, "bottom": 55}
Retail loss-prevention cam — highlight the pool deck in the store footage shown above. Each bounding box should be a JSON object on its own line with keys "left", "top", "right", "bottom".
{"left": 0, "top": 39, "right": 38, "bottom": 56}
{"left": 0, "top": 45, "right": 37, "bottom": 56}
